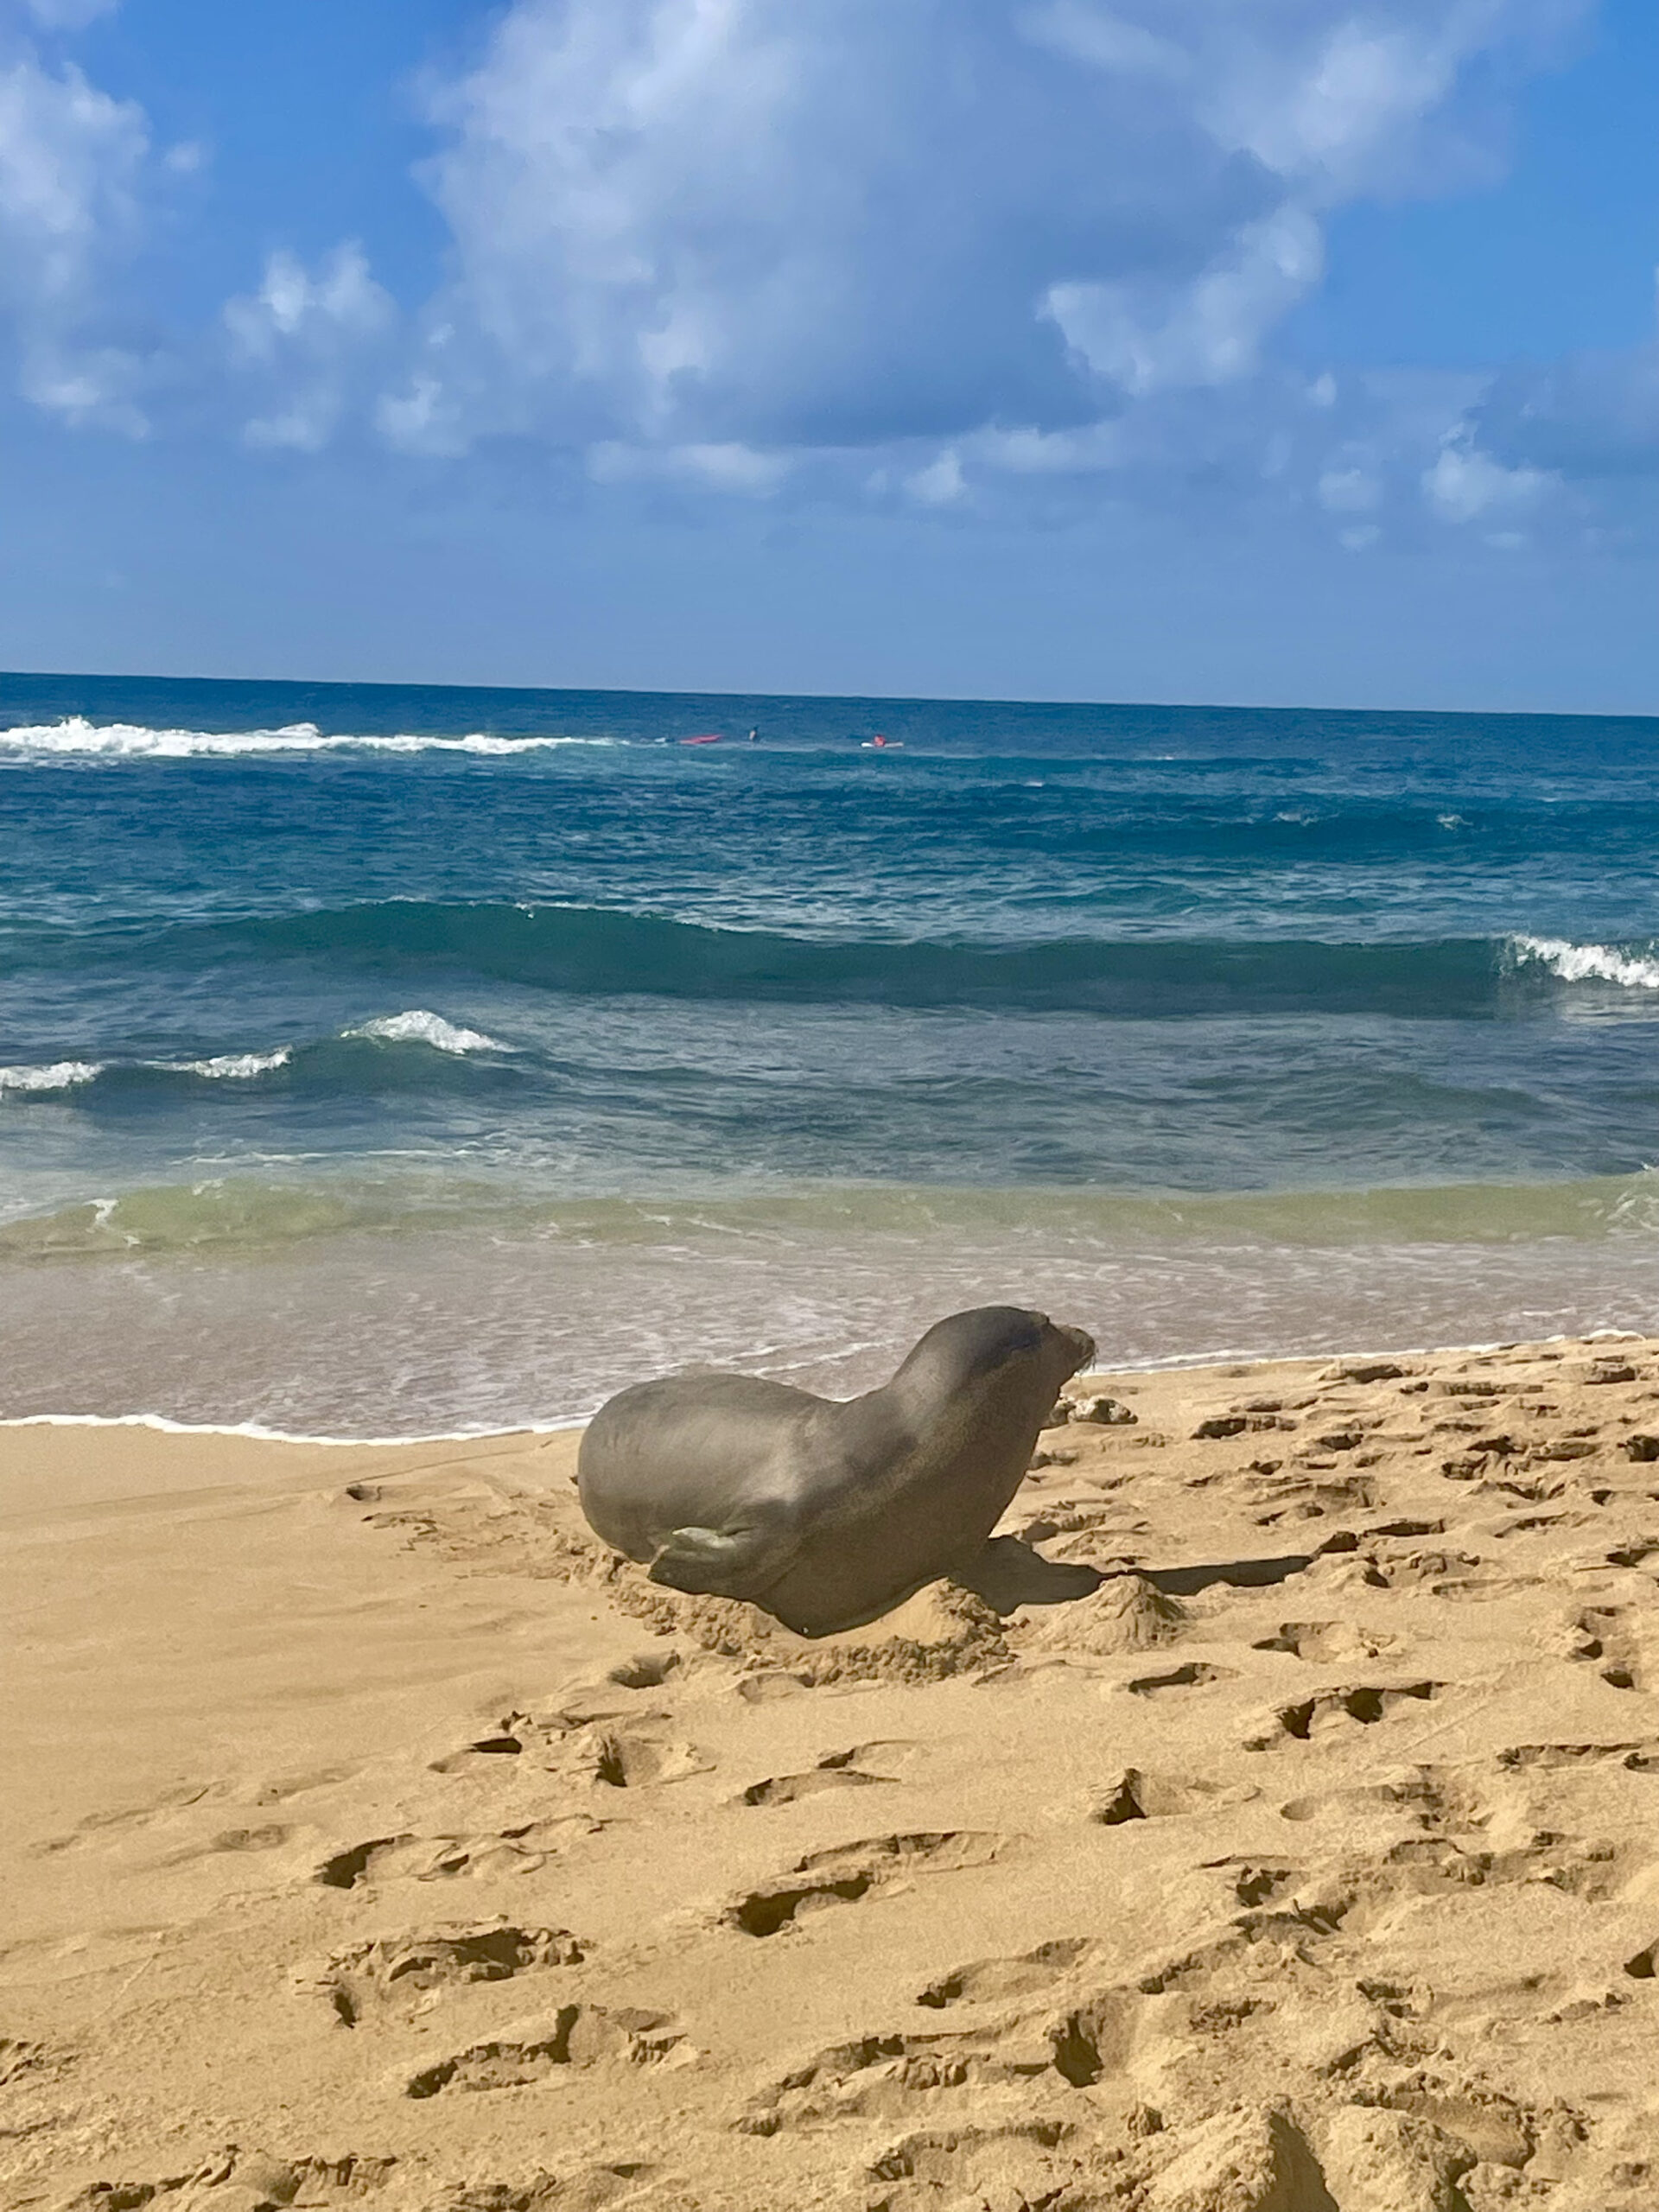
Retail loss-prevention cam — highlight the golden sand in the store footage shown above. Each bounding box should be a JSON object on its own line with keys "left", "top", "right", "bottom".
{"left": 6, "top": 1339, "right": 1659, "bottom": 2209}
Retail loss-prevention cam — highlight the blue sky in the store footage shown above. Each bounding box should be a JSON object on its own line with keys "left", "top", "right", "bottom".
{"left": 1, "top": 0, "right": 1656, "bottom": 709}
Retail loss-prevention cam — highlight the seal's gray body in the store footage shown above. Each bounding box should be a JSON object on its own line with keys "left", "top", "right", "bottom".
{"left": 576, "top": 1306, "right": 1096, "bottom": 1637}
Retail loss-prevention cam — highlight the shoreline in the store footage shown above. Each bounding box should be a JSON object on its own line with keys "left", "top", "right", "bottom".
{"left": 1, "top": 1325, "right": 1649, "bottom": 1450}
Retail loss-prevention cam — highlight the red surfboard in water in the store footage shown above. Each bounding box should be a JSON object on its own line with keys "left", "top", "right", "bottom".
{"left": 680, "top": 733, "right": 723, "bottom": 745}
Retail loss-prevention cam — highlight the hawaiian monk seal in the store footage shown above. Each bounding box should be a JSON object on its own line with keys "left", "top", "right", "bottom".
{"left": 576, "top": 1305, "right": 1096, "bottom": 1637}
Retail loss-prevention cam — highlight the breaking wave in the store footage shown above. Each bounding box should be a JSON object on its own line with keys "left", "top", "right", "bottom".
{"left": 0, "top": 1012, "right": 510, "bottom": 1105}
{"left": 343, "top": 1009, "right": 511, "bottom": 1052}
{"left": 0, "top": 1060, "right": 102, "bottom": 1095}
{"left": 0, "top": 716, "right": 619, "bottom": 759}
{"left": 169, "top": 1049, "right": 294, "bottom": 1079}
{"left": 1511, "top": 935, "right": 1659, "bottom": 992}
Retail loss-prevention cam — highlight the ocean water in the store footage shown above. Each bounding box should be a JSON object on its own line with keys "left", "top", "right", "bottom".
{"left": 7, "top": 670, "right": 1659, "bottom": 1436}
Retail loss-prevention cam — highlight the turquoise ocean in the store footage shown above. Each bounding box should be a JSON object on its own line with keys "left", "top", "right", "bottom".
{"left": 7, "top": 671, "right": 1659, "bottom": 1435}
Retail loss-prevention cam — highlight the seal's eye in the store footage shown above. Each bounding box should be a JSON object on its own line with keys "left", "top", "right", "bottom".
{"left": 977, "top": 1319, "right": 1045, "bottom": 1372}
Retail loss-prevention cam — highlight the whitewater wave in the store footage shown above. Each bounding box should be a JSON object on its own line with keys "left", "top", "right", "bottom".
{"left": 0, "top": 1014, "right": 507, "bottom": 1103}
{"left": 0, "top": 1060, "right": 101, "bottom": 1095}
{"left": 168, "top": 1048, "right": 294, "bottom": 1079}
{"left": 0, "top": 716, "right": 619, "bottom": 759}
{"left": 1512, "top": 936, "right": 1659, "bottom": 991}
{"left": 345, "top": 1009, "right": 511, "bottom": 1053}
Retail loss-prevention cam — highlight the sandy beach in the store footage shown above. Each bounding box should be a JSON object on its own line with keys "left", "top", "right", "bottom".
{"left": 6, "top": 1338, "right": 1659, "bottom": 2211}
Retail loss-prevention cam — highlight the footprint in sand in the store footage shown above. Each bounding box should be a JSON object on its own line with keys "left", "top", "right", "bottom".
{"left": 1544, "top": 1603, "right": 1649, "bottom": 1690}
{"left": 314, "top": 1818, "right": 599, "bottom": 1891}
{"left": 251, "top": 1764, "right": 360, "bottom": 1805}
{"left": 863, "top": 2121, "right": 1114, "bottom": 2212}
{"left": 1497, "top": 1738, "right": 1659, "bottom": 1771}
{"left": 723, "top": 1831, "right": 1008, "bottom": 1938}
{"left": 161, "top": 1823, "right": 294, "bottom": 1866}
{"left": 301, "top": 1922, "right": 587, "bottom": 2025}
{"left": 1243, "top": 1679, "right": 1439, "bottom": 1750}
{"left": 404, "top": 2005, "right": 688, "bottom": 2098}
{"left": 56, "top": 2151, "right": 400, "bottom": 2209}
{"left": 1090, "top": 1768, "right": 1257, "bottom": 1825}
{"left": 736, "top": 2022, "right": 1058, "bottom": 2133}
{"left": 33, "top": 1781, "right": 221, "bottom": 1855}
{"left": 430, "top": 1709, "right": 711, "bottom": 1789}
{"left": 915, "top": 1937, "right": 1100, "bottom": 2009}
{"left": 0, "top": 2036, "right": 75, "bottom": 2089}
{"left": 744, "top": 1944, "right": 1331, "bottom": 2140}
{"left": 1198, "top": 1858, "right": 1301, "bottom": 1906}
{"left": 734, "top": 1740, "right": 917, "bottom": 1808}
{"left": 1123, "top": 1661, "right": 1236, "bottom": 1695}
{"left": 1251, "top": 1618, "right": 1395, "bottom": 1662}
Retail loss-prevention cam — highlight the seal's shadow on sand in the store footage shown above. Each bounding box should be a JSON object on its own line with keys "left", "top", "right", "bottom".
{"left": 951, "top": 1538, "right": 1317, "bottom": 1615}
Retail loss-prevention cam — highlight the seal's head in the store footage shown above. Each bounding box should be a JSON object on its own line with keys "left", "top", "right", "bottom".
{"left": 891, "top": 1304, "right": 1096, "bottom": 1414}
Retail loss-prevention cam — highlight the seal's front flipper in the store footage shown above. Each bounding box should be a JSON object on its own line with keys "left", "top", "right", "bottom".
{"left": 646, "top": 1522, "right": 798, "bottom": 1601}
{"left": 950, "top": 1535, "right": 1103, "bottom": 1614}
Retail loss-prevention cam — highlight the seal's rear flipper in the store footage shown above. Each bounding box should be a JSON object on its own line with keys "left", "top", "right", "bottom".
{"left": 646, "top": 1523, "right": 796, "bottom": 1601}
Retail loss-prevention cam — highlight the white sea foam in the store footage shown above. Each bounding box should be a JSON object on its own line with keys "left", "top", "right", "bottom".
{"left": 347, "top": 1009, "right": 511, "bottom": 1053}
{"left": 166, "top": 1049, "right": 293, "bottom": 1080}
{"left": 0, "top": 717, "right": 617, "bottom": 759}
{"left": 0, "top": 1060, "right": 102, "bottom": 1095}
{"left": 0, "top": 1410, "right": 568, "bottom": 1445}
{"left": 1513, "top": 936, "right": 1659, "bottom": 990}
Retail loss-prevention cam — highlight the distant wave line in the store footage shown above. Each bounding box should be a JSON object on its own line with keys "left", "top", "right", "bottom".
{"left": 0, "top": 716, "right": 622, "bottom": 758}
{"left": 11, "top": 907, "right": 1659, "bottom": 1020}
{"left": 78, "top": 906, "right": 1659, "bottom": 1017}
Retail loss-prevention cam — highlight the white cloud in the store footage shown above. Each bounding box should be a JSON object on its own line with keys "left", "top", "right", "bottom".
{"left": 2, "top": 0, "right": 1613, "bottom": 561}
{"left": 0, "top": 54, "right": 143, "bottom": 302}
{"left": 586, "top": 437, "right": 790, "bottom": 493}
{"left": 0, "top": 5, "right": 214, "bottom": 436}
{"left": 376, "top": 370, "right": 468, "bottom": 458}
{"left": 1205, "top": 16, "right": 1465, "bottom": 186}
{"left": 225, "top": 243, "right": 395, "bottom": 451}
{"left": 0, "top": 26, "right": 151, "bottom": 424}
{"left": 975, "top": 419, "right": 1126, "bottom": 474}
{"left": 906, "top": 447, "right": 967, "bottom": 506}
{"left": 1046, "top": 207, "right": 1324, "bottom": 395}
{"left": 400, "top": 0, "right": 1585, "bottom": 473}
{"left": 1423, "top": 435, "right": 1553, "bottom": 523}
{"left": 226, "top": 243, "right": 391, "bottom": 361}
{"left": 23, "top": 0, "right": 120, "bottom": 29}
{"left": 1020, "top": 2, "right": 1190, "bottom": 81}
{"left": 1318, "top": 460, "right": 1382, "bottom": 513}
